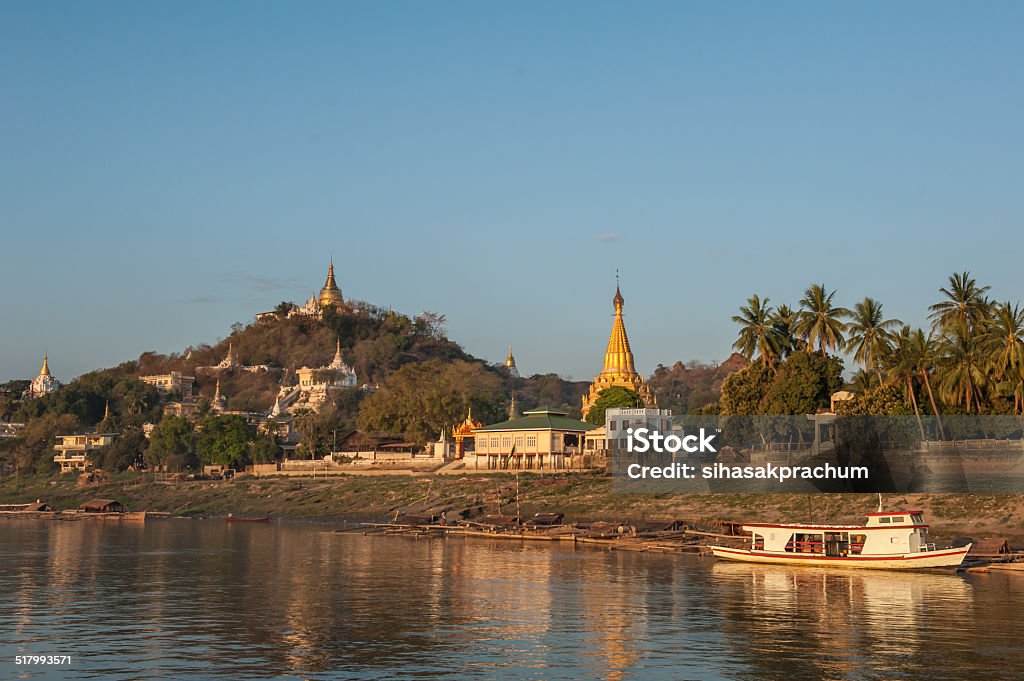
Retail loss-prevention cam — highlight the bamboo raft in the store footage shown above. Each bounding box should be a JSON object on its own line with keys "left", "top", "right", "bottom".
{"left": 338, "top": 516, "right": 747, "bottom": 555}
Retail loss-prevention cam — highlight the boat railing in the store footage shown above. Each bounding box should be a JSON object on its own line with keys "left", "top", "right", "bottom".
{"left": 920, "top": 542, "right": 937, "bottom": 552}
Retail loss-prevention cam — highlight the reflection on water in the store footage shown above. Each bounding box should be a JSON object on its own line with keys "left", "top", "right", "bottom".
{"left": 1, "top": 521, "right": 1022, "bottom": 680}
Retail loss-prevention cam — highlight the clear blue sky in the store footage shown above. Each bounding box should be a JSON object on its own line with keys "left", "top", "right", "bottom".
{"left": 2, "top": 2, "right": 1022, "bottom": 383}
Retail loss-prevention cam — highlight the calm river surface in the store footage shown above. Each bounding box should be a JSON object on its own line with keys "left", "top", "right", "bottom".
{"left": 2, "top": 520, "right": 1022, "bottom": 680}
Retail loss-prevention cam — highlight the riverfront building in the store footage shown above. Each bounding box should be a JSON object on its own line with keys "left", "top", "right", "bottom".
{"left": 53, "top": 433, "right": 117, "bottom": 472}
{"left": 471, "top": 407, "right": 599, "bottom": 470}
{"left": 602, "top": 406, "right": 673, "bottom": 455}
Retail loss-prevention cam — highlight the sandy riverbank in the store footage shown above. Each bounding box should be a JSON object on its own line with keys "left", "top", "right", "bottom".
{"left": 2, "top": 473, "right": 1023, "bottom": 542}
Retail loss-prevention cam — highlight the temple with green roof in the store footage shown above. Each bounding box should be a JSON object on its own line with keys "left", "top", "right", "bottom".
{"left": 471, "top": 407, "right": 598, "bottom": 470}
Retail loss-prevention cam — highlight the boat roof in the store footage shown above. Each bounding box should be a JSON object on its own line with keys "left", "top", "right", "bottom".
{"left": 865, "top": 510, "right": 922, "bottom": 516}
{"left": 743, "top": 520, "right": 928, "bottom": 531}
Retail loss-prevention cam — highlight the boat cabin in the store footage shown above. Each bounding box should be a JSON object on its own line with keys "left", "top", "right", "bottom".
{"left": 743, "top": 511, "right": 935, "bottom": 557}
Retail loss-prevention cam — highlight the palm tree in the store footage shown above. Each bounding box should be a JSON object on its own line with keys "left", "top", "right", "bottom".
{"left": 938, "top": 320, "right": 988, "bottom": 413}
{"left": 907, "top": 328, "right": 946, "bottom": 439}
{"left": 887, "top": 325, "right": 925, "bottom": 439}
{"left": 126, "top": 393, "right": 146, "bottom": 415}
{"left": 845, "top": 297, "right": 901, "bottom": 384}
{"left": 731, "top": 295, "right": 785, "bottom": 367}
{"left": 1009, "top": 366, "right": 1024, "bottom": 415}
{"left": 928, "top": 271, "right": 991, "bottom": 332}
{"left": 793, "top": 284, "right": 850, "bottom": 357}
{"left": 849, "top": 369, "right": 878, "bottom": 393}
{"left": 770, "top": 304, "right": 801, "bottom": 357}
{"left": 986, "top": 301, "right": 1024, "bottom": 382}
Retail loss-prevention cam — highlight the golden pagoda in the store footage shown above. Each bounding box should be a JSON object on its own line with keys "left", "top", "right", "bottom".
{"left": 318, "top": 259, "right": 343, "bottom": 309}
{"left": 504, "top": 345, "right": 519, "bottom": 377}
{"left": 580, "top": 281, "right": 653, "bottom": 418}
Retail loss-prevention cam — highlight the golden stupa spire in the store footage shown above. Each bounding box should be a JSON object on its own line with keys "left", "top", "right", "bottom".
{"left": 40, "top": 353, "right": 51, "bottom": 377}
{"left": 318, "top": 258, "right": 343, "bottom": 309}
{"left": 505, "top": 345, "right": 516, "bottom": 368}
{"left": 601, "top": 275, "right": 636, "bottom": 378}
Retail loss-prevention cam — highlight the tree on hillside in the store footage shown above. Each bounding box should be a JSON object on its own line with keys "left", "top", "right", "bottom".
{"left": 12, "top": 413, "right": 80, "bottom": 475}
{"left": 248, "top": 432, "right": 281, "bottom": 464}
{"left": 275, "top": 301, "right": 297, "bottom": 317}
{"left": 793, "top": 284, "right": 850, "bottom": 357}
{"left": 196, "top": 415, "right": 251, "bottom": 469}
{"left": 584, "top": 387, "right": 643, "bottom": 425}
{"left": 146, "top": 415, "right": 197, "bottom": 472}
{"left": 293, "top": 408, "right": 347, "bottom": 460}
{"left": 732, "top": 295, "right": 785, "bottom": 367}
{"left": 357, "top": 359, "right": 504, "bottom": 442}
{"left": 98, "top": 429, "right": 148, "bottom": 472}
{"left": 15, "top": 374, "right": 161, "bottom": 428}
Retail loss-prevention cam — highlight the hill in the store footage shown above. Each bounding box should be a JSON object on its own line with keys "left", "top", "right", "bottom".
{"left": 648, "top": 353, "right": 749, "bottom": 414}
{"left": 2, "top": 294, "right": 741, "bottom": 475}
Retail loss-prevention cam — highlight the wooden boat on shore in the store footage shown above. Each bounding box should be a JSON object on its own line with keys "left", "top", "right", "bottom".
{"left": 225, "top": 514, "right": 270, "bottom": 523}
{"left": 709, "top": 510, "right": 972, "bottom": 570}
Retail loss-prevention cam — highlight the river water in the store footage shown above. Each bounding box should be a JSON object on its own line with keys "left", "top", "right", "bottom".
{"left": 1, "top": 520, "right": 1022, "bottom": 680}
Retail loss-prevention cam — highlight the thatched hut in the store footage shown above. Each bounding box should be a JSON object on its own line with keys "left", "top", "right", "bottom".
{"left": 79, "top": 498, "right": 125, "bottom": 513}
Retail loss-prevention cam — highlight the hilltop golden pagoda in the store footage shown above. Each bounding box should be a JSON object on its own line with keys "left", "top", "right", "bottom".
{"left": 581, "top": 282, "right": 653, "bottom": 418}
{"left": 504, "top": 346, "right": 519, "bottom": 377}
{"left": 318, "top": 259, "right": 343, "bottom": 309}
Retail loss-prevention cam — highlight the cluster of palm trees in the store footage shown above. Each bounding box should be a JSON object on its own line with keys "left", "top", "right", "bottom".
{"left": 731, "top": 272, "right": 1024, "bottom": 416}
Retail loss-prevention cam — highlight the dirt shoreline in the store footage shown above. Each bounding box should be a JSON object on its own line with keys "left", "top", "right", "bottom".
{"left": 2, "top": 473, "right": 1023, "bottom": 543}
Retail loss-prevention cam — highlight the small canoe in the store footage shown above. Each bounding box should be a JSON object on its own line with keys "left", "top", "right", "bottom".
{"left": 225, "top": 514, "right": 270, "bottom": 523}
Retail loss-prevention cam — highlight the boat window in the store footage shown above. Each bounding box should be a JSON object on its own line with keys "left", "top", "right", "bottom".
{"left": 890, "top": 516, "right": 905, "bottom": 523}
{"left": 911, "top": 514, "right": 923, "bottom": 524}
{"left": 879, "top": 517, "right": 891, "bottom": 523}
{"left": 849, "top": 534, "right": 866, "bottom": 555}
{"left": 784, "top": 532, "right": 823, "bottom": 554}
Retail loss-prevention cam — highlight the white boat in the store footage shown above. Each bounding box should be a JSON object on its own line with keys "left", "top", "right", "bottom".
{"left": 709, "top": 510, "right": 972, "bottom": 570}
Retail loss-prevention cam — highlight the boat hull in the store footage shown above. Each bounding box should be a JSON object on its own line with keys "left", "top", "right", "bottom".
{"left": 710, "top": 544, "right": 972, "bottom": 570}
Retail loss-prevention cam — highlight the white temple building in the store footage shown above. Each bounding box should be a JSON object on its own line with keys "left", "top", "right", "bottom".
{"left": 26, "top": 354, "right": 61, "bottom": 399}
{"left": 274, "top": 338, "right": 357, "bottom": 414}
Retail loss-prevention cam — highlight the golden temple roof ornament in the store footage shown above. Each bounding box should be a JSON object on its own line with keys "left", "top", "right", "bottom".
{"left": 40, "top": 354, "right": 51, "bottom": 377}
{"left": 451, "top": 407, "right": 484, "bottom": 459}
{"left": 452, "top": 407, "right": 484, "bottom": 438}
{"left": 504, "top": 345, "right": 519, "bottom": 377}
{"left": 318, "top": 258, "right": 343, "bottom": 309}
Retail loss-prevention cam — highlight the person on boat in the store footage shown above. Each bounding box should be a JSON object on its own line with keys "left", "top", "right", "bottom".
{"left": 440, "top": 511, "right": 448, "bottom": 526}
